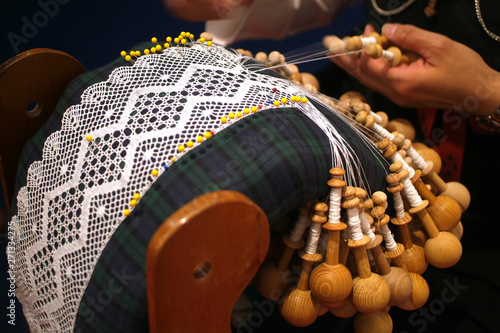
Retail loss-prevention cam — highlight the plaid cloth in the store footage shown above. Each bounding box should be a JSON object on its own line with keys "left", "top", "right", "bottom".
{"left": 10, "top": 43, "right": 390, "bottom": 332}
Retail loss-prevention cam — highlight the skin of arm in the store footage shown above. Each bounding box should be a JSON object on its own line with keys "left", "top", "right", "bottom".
{"left": 331, "top": 24, "right": 500, "bottom": 117}
{"left": 163, "top": 0, "right": 253, "bottom": 22}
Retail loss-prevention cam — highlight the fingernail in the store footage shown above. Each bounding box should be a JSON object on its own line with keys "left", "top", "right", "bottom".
{"left": 382, "top": 24, "right": 397, "bottom": 38}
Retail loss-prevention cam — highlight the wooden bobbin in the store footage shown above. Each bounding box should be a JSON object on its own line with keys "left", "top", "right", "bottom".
{"left": 386, "top": 171, "right": 429, "bottom": 274}
{"left": 364, "top": 43, "right": 413, "bottom": 66}
{"left": 344, "top": 32, "right": 386, "bottom": 52}
{"left": 310, "top": 169, "right": 352, "bottom": 307}
{"left": 349, "top": 234, "right": 391, "bottom": 314}
{"left": 280, "top": 203, "right": 325, "bottom": 327}
{"left": 411, "top": 142, "right": 441, "bottom": 173}
{"left": 411, "top": 169, "right": 462, "bottom": 231}
{"left": 254, "top": 51, "right": 268, "bottom": 63}
{"left": 354, "top": 311, "right": 393, "bottom": 333}
{"left": 389, "top": 160, "right": 462, "bottom": 268}
{"left": 328, "top": 293, "right": 358, "bottom": 318}
{"left": 385, "top": 118, "right": 416, "bottom": 142}
{"left": 408, "top": 200, "right": 463, "bottom": 268}
{"left": 279, "top": 250, "right": 322, "bottom": 327}
{"left": 310, "top": 220, "right": 353, "bottom": 307}
{"left": 342, "top": 188, "right": 391, "bottom": 314}
{"left": 397, "top": 272, "right": 430, "bottom": 311}
{"left": 301, "top": 72, "right": 320, "bottom": 92}
{"left": 402, "top": 137, "right": 470, "bottom": 212}
{"left": 420, "top": 160, "right": 471, "bottom": 212}
{"left": 384, "top": 46, "right": 402, "bottom": 66}
{"left": 323, "top": 35, "right": 347, "bottom": 55}
{"left": 254, "top": 203, "right": 309, "bottom": 301}
{"left": 199, "top": 32, "right": 213, "bottom": 41}
{"left": 368, "top": 195, "right": 413, "bottom": 307}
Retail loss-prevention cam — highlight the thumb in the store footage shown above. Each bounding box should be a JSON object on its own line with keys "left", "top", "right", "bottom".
{"left": 382, "top": 23, "right": 446, "bottom": 58}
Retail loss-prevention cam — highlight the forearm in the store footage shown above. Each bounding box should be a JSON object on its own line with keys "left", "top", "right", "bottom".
{"left": 205, "top": 0, "right": 351, "bottom": 45}
{"left": 163, "top": 0, "right": 254, "bottom": 22}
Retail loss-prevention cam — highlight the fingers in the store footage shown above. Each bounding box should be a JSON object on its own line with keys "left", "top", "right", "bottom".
{"left": 381, "top": 24, "right": 452, "bottom": 60}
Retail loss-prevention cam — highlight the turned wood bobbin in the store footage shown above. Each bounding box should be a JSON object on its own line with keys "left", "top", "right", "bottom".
{"left": 349, "top": 235, "right": 391, "bottom": 314}
{"left": 310, "top": 168, "right": 353, "bottom": 307}
{"left": 255, "top": 203, "right": 310, "bottom": 300}
{"left": 411, "top": 169, "right": 462, "bottom": 231}
{"left": 280, "top": 203, "right": 326, "bottom": 327}
{"left": 386, "top": 171, "right": 428, "bottom": 274}
{"left": 397, "top": 272, "right": 430, "bottom": 311}
{"left": 354, "top": 311, "right": 393, "bottom": 333}
{"left": 419, "top": 158, "right": 471, "bottom": 212}
{"left": 368, "top": 195, "right": 413, "bottom": 307}
{"left": 387, "top": 166, "right": 464, "bottom": 269}
{"left": 279, "top": 250, "right": 322, "bottom": 327}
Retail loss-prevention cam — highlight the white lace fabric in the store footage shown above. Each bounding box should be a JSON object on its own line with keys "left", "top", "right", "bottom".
{"left": 9, "top": 41, "right": 367, "bottom": 332}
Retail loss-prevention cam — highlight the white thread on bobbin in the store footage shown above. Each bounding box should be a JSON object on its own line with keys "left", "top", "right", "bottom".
{"left": 393, "top": 191, "right": 406, "bottom": 219}
{"left": 328, "top": 187, "right": 342, "bottom": 223}
{"left": 347, "top": 205, "right": 364, "bottom": 241}
{"left": 289, "top": 213, "right": 311, "bottom": 243}
{"left": 405, "top": 140, "right": 427, "bottom": 170}
{"left": 305, "top": 222, "right": 323, "bottom": 254}
{"left": 380, "top": 223, "right": 398, "bottom": 252}
{"left": 359, "top": 209, "right": 376, "bottom": 241}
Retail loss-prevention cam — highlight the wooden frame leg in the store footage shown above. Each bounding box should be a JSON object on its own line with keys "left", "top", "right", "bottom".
{"left": 147, "top": 190, "right": 270, "bottom": 333}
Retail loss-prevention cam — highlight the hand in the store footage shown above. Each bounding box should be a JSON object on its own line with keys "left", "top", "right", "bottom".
{"left": 163, "top": 0, "right": 253, "bottom": 22}
{"left": 331, "top": 24, "right": 500, "bottom": 116}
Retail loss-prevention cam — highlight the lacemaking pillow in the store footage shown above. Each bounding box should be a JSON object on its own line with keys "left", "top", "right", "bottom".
{"left": 8, "top": 37, "right": 389, "bottom": 332}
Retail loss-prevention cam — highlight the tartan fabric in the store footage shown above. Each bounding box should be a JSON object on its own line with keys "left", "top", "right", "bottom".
{"left": 74, "top": 111, "right": 388, "bottom": 332}
{"left": 10, "top": 45, "right": 390, "bottom": 332}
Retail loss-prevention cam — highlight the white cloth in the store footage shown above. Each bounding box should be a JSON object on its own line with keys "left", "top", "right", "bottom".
{"left": 206, "top": 0, "right": 351, "bottom": 45}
